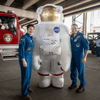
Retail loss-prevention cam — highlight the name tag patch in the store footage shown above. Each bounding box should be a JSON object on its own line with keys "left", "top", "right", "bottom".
{"left": 74, "top": 36, "right": 80, "bottom": 42}
{"left": 75, "top": 36, "right": 80, "bottom": 40}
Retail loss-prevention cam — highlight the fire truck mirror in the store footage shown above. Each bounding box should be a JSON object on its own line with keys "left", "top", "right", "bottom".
{"left": 20, "top": 28, "right": 26, "bottom": 33}
{"left": 8, "top": 17, "right": 17, "bottom": 35}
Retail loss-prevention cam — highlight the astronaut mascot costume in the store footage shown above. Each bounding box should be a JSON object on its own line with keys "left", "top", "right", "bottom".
{"left": 32, "top": 4, "right": 71, "bottom": 88}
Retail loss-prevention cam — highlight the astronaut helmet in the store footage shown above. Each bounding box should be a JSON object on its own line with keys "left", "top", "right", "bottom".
{"left": 36, "top": 4, "right": 64, "bottom": 23}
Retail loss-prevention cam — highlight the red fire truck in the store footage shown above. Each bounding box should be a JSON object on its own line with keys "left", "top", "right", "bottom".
{"left": 0, "top": 10, "right": 25, "bottom": 60}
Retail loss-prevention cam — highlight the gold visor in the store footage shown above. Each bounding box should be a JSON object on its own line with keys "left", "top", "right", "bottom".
{"left": 40, "top": 6, "right": 60, "bottom": 22}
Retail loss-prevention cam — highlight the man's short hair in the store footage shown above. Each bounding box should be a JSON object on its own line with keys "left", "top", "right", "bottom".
{"left": 71, "top": 24, "right": 78, "bottom": 27}
{"left": 27, "top": 24, "right": 34, "bottom": 30}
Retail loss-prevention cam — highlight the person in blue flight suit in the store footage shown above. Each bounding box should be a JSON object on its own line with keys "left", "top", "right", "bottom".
{"left": 96, "top": 36, "right": 100, "bottom": 57}
{"left": 19, "top": 24, "right": 34, "bottom": 100}
{"left": 68, "top": 24, "right": 89, "bottom": 93}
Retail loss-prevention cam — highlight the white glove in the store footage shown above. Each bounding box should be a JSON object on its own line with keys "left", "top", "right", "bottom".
{"left": 38, "top": 59, "right": 43, "bottom": 65}
{"left": 33, "top": 56, "right": 42, "bottom": 71}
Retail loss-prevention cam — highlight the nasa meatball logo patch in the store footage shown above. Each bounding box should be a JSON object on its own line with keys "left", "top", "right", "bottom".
{"left": 27, "top": 47, "right": 31, "bottom": 51}
{"left": 53, "top": 27, "right": 60, "bottom": 33}
{"left": 76, "top": 43, "right": 80, "bottom": 47}
{"left": 75, "top": 36, "right": 80, "bottom": 40}
{"left": 4, "top": 34, "right": 12, "bottom": 43}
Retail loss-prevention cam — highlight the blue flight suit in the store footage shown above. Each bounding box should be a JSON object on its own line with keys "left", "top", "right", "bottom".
{"left": 19, "top": 33, "right": 34, "bottom": 96}
{"left": 97, "top": 47, "right": 100, "bottom": 57}
{"left": 70, "top": 31, "right": 89, "bottom": 88}
{"left": 96, "top": 39, "right": 100, "bottom": 57}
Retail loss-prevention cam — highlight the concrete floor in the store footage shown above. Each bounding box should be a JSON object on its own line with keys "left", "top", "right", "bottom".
{"left": 0, "top": 53, "right": 100, "bottom": 100}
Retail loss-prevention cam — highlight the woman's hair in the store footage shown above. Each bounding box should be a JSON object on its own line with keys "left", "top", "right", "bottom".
{"left": 27, "top": 24, "right": 34, "bottom": 30}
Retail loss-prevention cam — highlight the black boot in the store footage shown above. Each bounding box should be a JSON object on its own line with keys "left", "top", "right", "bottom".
{"left": 68, "top": 84, "right": 77, "bottom": 89}
{"left": 76, "top": 87, "right": 85, "bottom": 93}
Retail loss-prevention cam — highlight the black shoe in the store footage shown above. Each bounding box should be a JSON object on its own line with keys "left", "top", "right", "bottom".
{"left": 28, "top": 88, "right": 33, "bottom": 93}
{"left": 76, "top": 87, "right": 85, "bottom": 93}
{"left": 68, "top": 84, "right": 77, "bottom": 89}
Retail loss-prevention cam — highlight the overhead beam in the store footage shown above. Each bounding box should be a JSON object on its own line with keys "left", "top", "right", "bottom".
{"left": 52, "top": 0, "right": 65, "bottom": 5}
{"left": 38, "top": 0, "right": 65, "bottom": 7}
{"left": 63, "top": 0, "right": 92, "bottom": 11}
{"left": 5, "top": 0, "right": 14, "bottom": 6}
{"left": 64, "top": 6, "right": 100, "bottom": 17}
{"left": 20, "top": 19, "right": 37, "bottom": 26}
{"left": 23, "top": 22, "right": 37, "bottom": 27}
{"left": 18, "top": 18, "right": 26, "bottom": 22}
{"left": 38, "top": 0, "right": 50, "bottom": 7}
{"left": 22, "top": 0, "right": 39, "bottom": 10}
{"left": 0, "top": 5, "right": 38, "bottom": 19}
{"left": 32, "top": 23, "right": 37, "bottom": 25}
{"left": 30, "top": 22, "right": 37, "bottom": 24}
{"left": 64, "top": 1, "right": 100, "bottom": 16}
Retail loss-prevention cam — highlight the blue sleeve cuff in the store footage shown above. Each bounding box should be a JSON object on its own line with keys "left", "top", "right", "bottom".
{"left": 85, "top": 47, "right": 89, "bottom": 50}
{"left": 21, "top": 56, "right": 25, "bottom": 59}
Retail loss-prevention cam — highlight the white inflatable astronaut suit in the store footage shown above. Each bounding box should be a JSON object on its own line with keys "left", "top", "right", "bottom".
{"left": 32, "top": 4, "right": 71, "bottom": 88}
